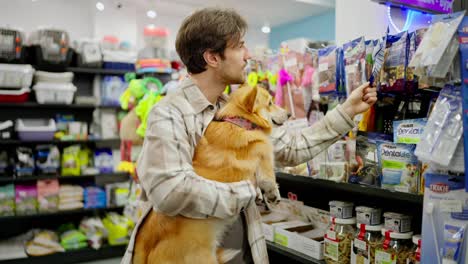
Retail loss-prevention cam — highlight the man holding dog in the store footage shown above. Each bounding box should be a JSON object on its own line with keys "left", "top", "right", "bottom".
{"left": 122, "top": 8, "right": 377, "bottom": 264}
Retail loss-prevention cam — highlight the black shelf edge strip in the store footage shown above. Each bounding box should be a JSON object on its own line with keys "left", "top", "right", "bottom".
{"left": 0, "top": 245, "right": 126, "bottom": 264}
{"left": 0, "top": 138, "right": 121, "bottom": 145}
{"left": 266, "top": 241, "right": 325, "bottom": 264}
{"left": 0, "top": 206, "right": 124, "bottom": 222}
{"left": 276, "top": 172, "right": 423, "bottom": 204}
{"left": 0, "top": 172, "right": 130, "bottom": 183}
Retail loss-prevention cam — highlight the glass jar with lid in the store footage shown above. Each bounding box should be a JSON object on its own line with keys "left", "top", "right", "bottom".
{"left": 324, "top": 217, "right": 356, "bottom": 264}
{"left": 407, "top": 235, "right": 421, "bottom": 264}
{"left": 375, "top": 229, "right": 413, "bottom": 264}
{"left": 351, "top": 223, "right": 383, "bottom": 264}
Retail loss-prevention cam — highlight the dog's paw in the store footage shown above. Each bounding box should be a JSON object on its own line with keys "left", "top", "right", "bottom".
{"left": 258, "top": 180, "right": 280, "bottom": 204}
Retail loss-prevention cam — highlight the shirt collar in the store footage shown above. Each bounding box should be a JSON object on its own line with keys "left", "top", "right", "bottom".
{"left": 181, "top": 77, "right": 229, "bottom": 114}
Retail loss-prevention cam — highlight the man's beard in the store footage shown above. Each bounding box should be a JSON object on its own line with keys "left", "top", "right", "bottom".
{"left": 220, "top": 70, "right": 245, "bottom": 85}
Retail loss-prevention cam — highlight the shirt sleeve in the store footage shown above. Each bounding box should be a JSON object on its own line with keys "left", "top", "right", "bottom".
{"left": 137, "top": 105, "right": 256, "bottom": 219}
{"left": 271, "top": 105, "right": 355, "bottom": 167}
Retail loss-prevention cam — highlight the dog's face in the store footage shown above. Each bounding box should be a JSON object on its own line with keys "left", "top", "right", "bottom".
{"left": 233, "top": 85, "right": 289, "bottom": 129}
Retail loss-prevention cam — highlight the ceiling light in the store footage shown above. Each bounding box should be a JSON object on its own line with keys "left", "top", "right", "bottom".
{"left": 261, "top": 26, "right": 271, "bottom": 34}
{"left": 96, "top": 2, "right": 105, "bottom": 11}
{"left": 147, "top": 10, "right": 157, "bottom": 18}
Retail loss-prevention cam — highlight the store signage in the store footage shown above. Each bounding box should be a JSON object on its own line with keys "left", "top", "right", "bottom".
{"left": 372, "top": 0, "right": 454, "bottom": 13}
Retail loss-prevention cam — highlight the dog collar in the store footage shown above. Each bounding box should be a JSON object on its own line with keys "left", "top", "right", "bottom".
{"left": 222, "top": 117, "right": 260, "bottom": 130}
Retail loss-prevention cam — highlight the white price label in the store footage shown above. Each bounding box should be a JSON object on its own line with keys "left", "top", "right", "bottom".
{"left": 440, "top": 200, "right": 463, "bottom": 213}
{"left": 319, "top": 63, "right": 328, "bottom": 72}
{"left": 354, "top": 238, "right": 367, "bottom": 251}
{"left": 326, "top": 230, "right": 336, "bottom": 240}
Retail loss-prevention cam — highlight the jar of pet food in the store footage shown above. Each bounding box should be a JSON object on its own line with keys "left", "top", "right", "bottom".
{"left": 351, "top": 223, "right": 383, "bottom": 264}
{"left": 407, "top": 235, "right": 421, "bottom": 264}
{"left": 324, "top": 217, "right": 356, "bottom": 264}
{"left": 329, "top": 200, "right": 354, "bottom": 219}
{"left": 375, "top": 229, "right": 413, "bottom": 264}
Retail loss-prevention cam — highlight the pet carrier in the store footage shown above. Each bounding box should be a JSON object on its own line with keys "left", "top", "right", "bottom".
{"left": 29, "top": 28, "right": 72, "bottom": 70}
{"left": 0, "top": 28, "right": 25, "bottom": 63}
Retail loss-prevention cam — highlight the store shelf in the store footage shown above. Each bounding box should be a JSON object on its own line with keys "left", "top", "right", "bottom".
{"left": 0, "top": 172, "right": 130, "bottom": 183}
{"left": 266, "top": 241, "right": 325, "bottom": 264}
{"left": 66, "top": 67, "right": 132, "bottom": 75}
{"left": 276, "top": 172, "right": 423, "bottom": 205}
{"left": 0, "top": 102, "right": 122, "bottom": 110}
{"left": 0, "top": 206, "right": 124, "bottom": 223}
{"left": 0, "top": 138, "right": 120, "bottom": 146}
{"left": 0, "top": 244, "right": 126, "bottom": 264}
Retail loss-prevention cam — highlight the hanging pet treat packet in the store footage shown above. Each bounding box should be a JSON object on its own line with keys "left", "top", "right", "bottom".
{"left": 377, "top": 142, "right": 420, "bottom": 193}
{"left": 0, "top": 184, "right": 15, "bottom": 216}
{"left": 415, "top": 85, "right": 462, "bottom": 167}
{"left": 379, "top": 31, "right": 409, "bottom": 93}
{"left": 335, "top": 47, "right": 347, "bottom": 96}
{"left": 318, "top": 46, "right": 337, "bottom": 94}
{"left": 349, "top": 132, "right": 392, "bottom": 186}
{"left": 393, "top": 118, "right": 427, "bottom": 144}
{"left": 364, "top": 39, "right": 377, "bottom": 81}
{"left": 344, "top": 37, "right": 366, "bottom": 96}
{"left": 410, "top": 11, "right": 465, "bottom": 78}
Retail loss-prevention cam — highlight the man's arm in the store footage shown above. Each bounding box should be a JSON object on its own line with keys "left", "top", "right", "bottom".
{"left": 272, "top": 82, "right": 377, "bottom": 167}
{"left": 137, "top": 105, "right": 256, "bottom": 219}
{"left": 272, "top": 105, "right": 355, "bottom": 167}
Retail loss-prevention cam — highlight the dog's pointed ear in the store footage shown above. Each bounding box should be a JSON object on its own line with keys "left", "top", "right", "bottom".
{"left": 243, "top": 86, "right": 258, "bottom": 112}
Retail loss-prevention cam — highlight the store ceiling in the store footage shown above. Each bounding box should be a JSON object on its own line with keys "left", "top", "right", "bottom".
{"left": 131, "top": 0, "right": 335, "bottom": 27}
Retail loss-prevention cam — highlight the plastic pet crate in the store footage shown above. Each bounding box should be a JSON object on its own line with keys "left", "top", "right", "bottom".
{"left": 0, "top": 28, "right": 26, "bottom": 63}
{"left": 34, "top": 71, "right": 73, "bottom": 83}
{"left": 28, "top": 29, "right": 72, "bottom": 70}
{"left": 75, "top": 39, "right": 102, "bottom": 67}
{"left": 0, "top": 64, "right": 34, "bottom": 88}
{"left": 16, "top": 118, "right": 56, "bottom": 141}
{"left": 0, "top": 87, "right": 30, "bottom": 103}
{"left": 33, "top": 82, "right": 76, "bottom": 104}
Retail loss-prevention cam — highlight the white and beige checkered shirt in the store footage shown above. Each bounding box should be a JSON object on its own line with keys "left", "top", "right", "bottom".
{"left": 121, "top": 78, "right": 355, "bottom": 264}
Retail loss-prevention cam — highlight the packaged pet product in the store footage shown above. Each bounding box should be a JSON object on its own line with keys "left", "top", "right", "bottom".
{"left": 102, "top": 212, "right": 134, "bottom": 245}
{"left": 94, "top": 148, "right": 114, "bottom": 174}
{"left": 25, "top": 230, "right": 64, "bottom": 257}
{"left": 375, "top": 229, "right": 413, "bottom": 264}
{"left": 61, "top": 145, "right": 81, "bottom": 176}
{"left": 410, "top": 11, "right": 465, "bottom": 76}
{"left": 106, "top": 182, "right": 130, "bottom": 207}
{"left": 335, "top": 47, "right": 347, "bottom": 96}
{"left": 324, "top": 217, "right": 356, "bottom": 264}
{"left": 79, "top": 217, "right": 107, "bottom": 249}
{"left": 15, "top": 147, "right": 35, "bottom": 177}
{"left": 421, "top": 173, "right": 468, "bottom": 264}
{"left": 84, "top": 186, "right": 106, "bottom": 209}
{"left": 351, "top": 223, "right": 383, "bottom": 264}
{"left": 35, "top": 145, "right": 60, "bottom": 175}
{"left": 344, "top": 37, "right": 366, "bottom": 96}
{"left": 318, "top": 46, "right": 337, "bottom": 94}
{"left": 60, "top": 229, "right": 88, "bottom": 250}
{"left": 379, "top": 31, "right": 409, "bottom": 93}
{"left": 58, "top": 185, "right": 84, "bottom": 211}
{"left": 356, "top": 206, "right": 382, "bottom": 226}
{"left": 377, "top": 142, "right": 420, "bottom": 193}
{"left": 348, "top": 132, "right": 392, "bottom": 186}
{"left": 319, "top": 162, "right": 347, "bottom": 182}
{"left": 15, "top": 184, "right": 38, "bottom": 215}
{"left": 329, "top": 201, "right": 354, "bottom": 219}
{"left": 384, "top": 212, "right": 412, "bottom": 233}
{"left": 0, "top": 184, "right": 15, "bottom": 216}
{"left": 415, "top": 85, "right": 462, "bottom": 167}
{"left": 407, "top": 235, "right": 421, "bottom": 264}
{"left": 364, "top": 39, "right": 378, "bottom": 81}
{"left": 101, "top": 75, "right": 127, "bottom": 106}
{"left": 393, "top": 118, "right": 427, "bottom": 144}
{"left": 37, "top": 179, "right": 59, "bottom": 212}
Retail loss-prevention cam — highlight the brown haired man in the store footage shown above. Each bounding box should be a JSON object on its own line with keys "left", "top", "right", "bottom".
{"left": 122, "top": 8, "right": 377, "bottom": 264}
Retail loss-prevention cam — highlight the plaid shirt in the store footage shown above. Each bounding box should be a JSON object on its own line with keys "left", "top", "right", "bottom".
{"left": 121, "top": 78, "right": 355, "bottom": 264}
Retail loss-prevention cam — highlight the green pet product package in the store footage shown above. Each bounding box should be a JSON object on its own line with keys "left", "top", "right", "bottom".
{"left": 0, "top": 184, "right": 15, "bottom": 216}
{"left": 377, "top": 142, "right": 420, "bottom": 194}
{"left": 61, "top": 145, "right": 81, "bottom": 176}
{"left": 393, "top": 118, "right": 427, "bottom": 144}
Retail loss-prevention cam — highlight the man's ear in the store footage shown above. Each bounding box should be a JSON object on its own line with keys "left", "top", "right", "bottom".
{"left": 243, "top": 86, "right": 258, "bottom": 113}
{"left": 203, "top": 50, "right": 220, "bottom": 68}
